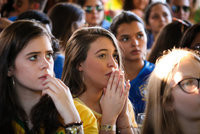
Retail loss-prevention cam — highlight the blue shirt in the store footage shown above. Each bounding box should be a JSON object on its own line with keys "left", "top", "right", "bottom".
{"left": 54, "top": 53, "right": 64, "bottom": 79}
{"left": 129, "top": 60, "right": 155, "bottom": 116}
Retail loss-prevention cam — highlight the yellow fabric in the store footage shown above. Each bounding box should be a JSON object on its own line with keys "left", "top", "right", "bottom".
{"left": 12, "top": 120, "right": 65, "bottom": 134}
{"left": 74, "top": 98, "right": 138, "bottom": 130}
{"left": 74, "top": 99, "right": 99, "bottom": 134}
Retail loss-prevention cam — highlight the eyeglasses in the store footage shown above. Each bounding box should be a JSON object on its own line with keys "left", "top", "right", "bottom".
{"left": 171, "top": 5, "right": 190, "bottom": 13}
{"left": 84, "top": 5, "right": 103, "bottom": 13}
{"left": 178, "top": 78, "right": 200, "bottom": 94}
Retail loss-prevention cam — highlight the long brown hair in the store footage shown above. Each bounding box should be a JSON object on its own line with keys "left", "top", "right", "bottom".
{"left": 0, "top": 20, "right": 62, "bottom": 134}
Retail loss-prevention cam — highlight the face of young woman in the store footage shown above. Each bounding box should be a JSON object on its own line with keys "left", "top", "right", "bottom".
{"left": 148, "top": 4, "right": 172, "bottom": 35}
{"left": 83, "top": 0, "right": 104, "bottom": 26}
{"left": 11, "top": 35, "right": 54, "bottom": 91}
{"left": 116, "top": 21, "right": 147, "bottom": 62}
{"left": 79, "top": 37, "right": 119, "bottom": 89}
{"left": 171, "top": 58, "right": 200, "bottom": 121}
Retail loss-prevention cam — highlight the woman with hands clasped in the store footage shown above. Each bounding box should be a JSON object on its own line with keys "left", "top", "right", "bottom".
{"left": 0, "top": 20, "right": 83, "bottom": 134}
{"left": 62, "top": 27, "right": 138, "bottom": 134}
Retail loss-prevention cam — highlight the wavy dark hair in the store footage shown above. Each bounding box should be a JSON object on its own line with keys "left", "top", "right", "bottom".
{"left": 0, "top": 20, "right": 62, "bottom": 134}
{"left": 110, "top": 11, "right": 144, "bottom": 36}
{"left": 48, "top": 2, "right": 84, "bottom": 51}
{"left": 62, "top": 27, "right": 122, "bottom": 97}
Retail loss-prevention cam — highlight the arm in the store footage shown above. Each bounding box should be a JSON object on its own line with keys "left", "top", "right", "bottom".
{"left": 42, "top": 75, "right": 84, "bottom": 133}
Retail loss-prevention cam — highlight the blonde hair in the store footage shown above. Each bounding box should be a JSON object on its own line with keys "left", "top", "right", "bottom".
{"left": 142, "top": 48, "right": 200, "bottom": 134}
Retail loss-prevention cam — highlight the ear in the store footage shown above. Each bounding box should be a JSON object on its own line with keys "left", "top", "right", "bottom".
{"left": 7, "top": 66, "right": 14, "bottom": 77}
{"left": 77, "top": 62, "right": 83, "bottom": 71}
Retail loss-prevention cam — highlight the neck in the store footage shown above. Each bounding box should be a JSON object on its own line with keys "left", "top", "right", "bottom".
{"left": 178, "top": 116, "right": 200, "bottom": 134}
{"left": 79, "top": 85, "right": 103, "bottom": 113}
{"left": 124, "top": 59, "right": 144, "bottom": 80}
{"left": 15, "top": 85, "right": 42, "bottom": 118}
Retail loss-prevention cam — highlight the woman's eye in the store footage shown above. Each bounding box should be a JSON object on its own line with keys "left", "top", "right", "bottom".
{"left": 46, "top": 52, "right": 53, "bottom": 59}
{"left": 120, "top": 37, "right": 129, "bottom": 42}
{"left": 29, "top": 55, "right": 37, "bottom": 61}
{"left": 98, "top": 54, "right": 106, "bottom": 59}
{"left": 137, "top": 33, "right": 143, "bottom": 39}
{"left": 152, "top": 15, "right": 159, "bottom": 19}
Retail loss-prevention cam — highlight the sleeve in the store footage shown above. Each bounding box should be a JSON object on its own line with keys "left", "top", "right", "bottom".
{"left": 128, "top": 99, "right": 138, "bottom": 128}
{"left": 74, "top": 100, "right": 99, "bottom": 134}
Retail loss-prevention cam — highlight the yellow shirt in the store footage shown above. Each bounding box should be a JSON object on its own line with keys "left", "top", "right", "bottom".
{"left": 74, "top": 99, "right": 99, "bottom": 134}
{"left": 74, "top": 98, "right": 138, "bottom": 130}
{"left": 12, "top": 120, "right": 65, "bottom": 134}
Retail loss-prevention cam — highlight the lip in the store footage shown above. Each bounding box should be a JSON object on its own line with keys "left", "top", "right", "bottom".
{"left": 130, "top": 49, "right": 141, "bottom": 54}
{"left": 105, "top": 71, "right": 113, "bottom": 77}
{"left": 38, "top": 74, "right": 48, "bottom": 81}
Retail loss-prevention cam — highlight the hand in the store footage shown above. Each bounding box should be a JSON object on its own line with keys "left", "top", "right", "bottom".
{"left": 100, "top": 70, "right": 127, "bottom": 125}
{"left": 117, "top": 81, "right": 130, "bottom": 120}
{"left": 42, "top": 75, "right": 81, "bottom": 124}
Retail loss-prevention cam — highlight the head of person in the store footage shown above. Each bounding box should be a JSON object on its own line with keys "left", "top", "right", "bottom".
{"left": 110, "top": 11, "right": 147, "bottom": 62}
{"left": 13, "top": 0, "right": 47, "bottom": 15}
{"left": 48, "top": 2, "right": 85, "bottom": 51}
{"left": 77, "top": 0, "right": 104, "bottom": 27}
{"left": 144, "top": 2, "right": 172, "bottom": 36}
{"left": 148, "top": 19, "right": 190, "bottom": 63}
{"left": 179, "top": 23, "right": 200, "bottom": 52}
{"left": 169, "top": 0, "right": 190, "bottom": 20}
{"left": 62, "top": 27, "right": 122, "bottom": 97}
{"left": 123, "top": 0, "right": 151, "bottom": 11}
{"left": 142, "top": 48, "right": 200, "bottom": 134}
{"left": 0, "top": 20, "right": 62, "bottom": 133}
{"left": 17, "top": 10, "right": 52, "bottom": 33}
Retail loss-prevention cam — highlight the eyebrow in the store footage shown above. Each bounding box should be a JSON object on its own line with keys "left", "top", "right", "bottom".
{"left": 95, "top": 48, "right": 117, "bottom": 54}
{"left": 26, "top": 50, "right": 53, "bottom": 56}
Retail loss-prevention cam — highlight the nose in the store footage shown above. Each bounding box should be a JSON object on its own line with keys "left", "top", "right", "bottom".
{"left": 131, "top": 37, "right": 139, "bottom": 47}
{"left": 40, "top": 57, "right": 50, "bottom": 70}
{"left": 107, "top": 56, "right": 118, "bottom": 69}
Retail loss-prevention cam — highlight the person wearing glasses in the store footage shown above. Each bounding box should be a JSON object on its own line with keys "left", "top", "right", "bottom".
{"left": 179, "top": 23, "right": 200, "bottom": 53}
{"left": 141, "top": 48, "right": 200, "bottom": 134}
{"left": 77, "top": 0, "right": 110, "bottom": 30}
{"left": 168, "top": 0, "right": 190, "bottom": 21}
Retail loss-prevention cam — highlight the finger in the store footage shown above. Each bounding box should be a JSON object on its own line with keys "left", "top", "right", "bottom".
{"left": 116, "top": 74, "right": 124, "bottom": 97}
{"left": 42, "top": 88, "right": 57, "bottom": 101}
{"left": 43, "top": 76, "right": 64, "bottom": 93}
{"left": 106, "top": 70, "right": 115, "bottom": 91}
{"left": 111, "top": 70, "right": 120, "bottom": 93}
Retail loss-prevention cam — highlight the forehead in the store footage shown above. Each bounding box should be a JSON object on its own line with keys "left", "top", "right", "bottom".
{"left": 84, "top": 0, "right": 102, "bottom": 6}
{"left": 117, "top": 21, "right": 145, "bottom": 36}
{"left": 150, "top": 4, "right": 170, "bottom": 14}
{"left": 22, "top": 35, "right": 52, "bottom": 52}
{"left": 172, "top": 57, "right": 200, "bottom": 84}
{"left": 171, "top": 0, "right": 190, "bottom": 6}
{"left": 88, "top": 37, "right": 116, "bottom": 53}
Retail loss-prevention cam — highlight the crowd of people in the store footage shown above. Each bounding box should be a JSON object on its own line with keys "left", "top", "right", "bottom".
{"left": 0, "top": 0, "right": 199, "bottom": 134}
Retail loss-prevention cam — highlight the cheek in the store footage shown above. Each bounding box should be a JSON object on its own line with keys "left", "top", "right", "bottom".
{"left": 172, "top": 90, "right": 200, "bottom": 117}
